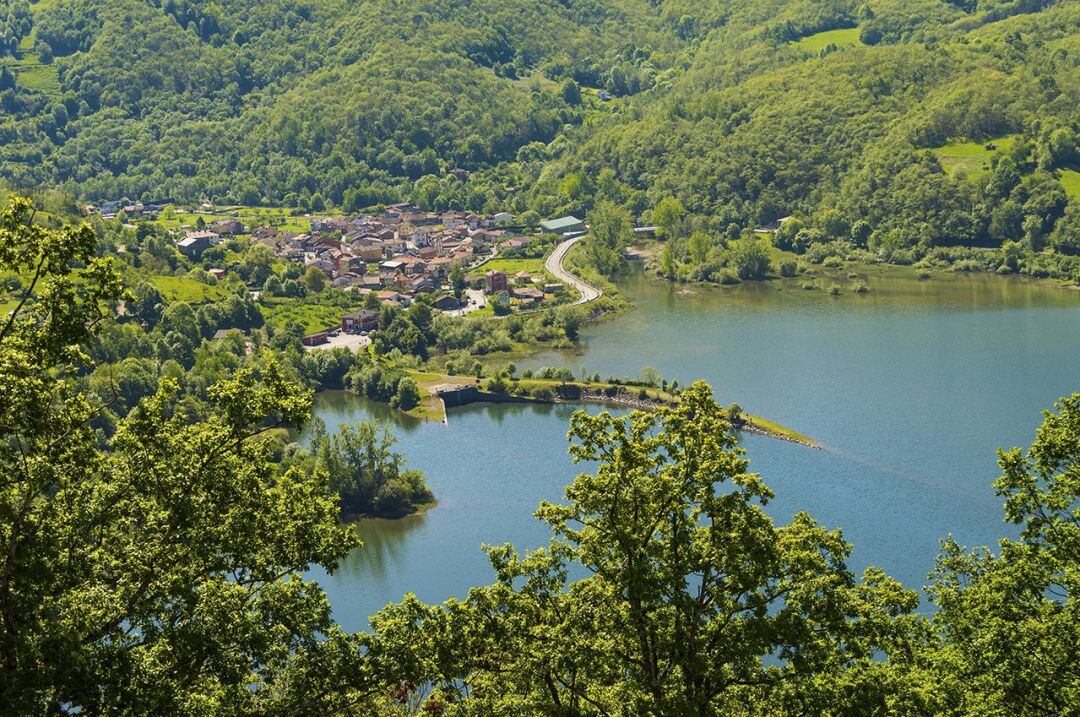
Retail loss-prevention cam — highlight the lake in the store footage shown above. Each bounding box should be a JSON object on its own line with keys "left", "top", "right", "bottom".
{"left": 310, "top": 266, "right": 1080, "bottom": 630}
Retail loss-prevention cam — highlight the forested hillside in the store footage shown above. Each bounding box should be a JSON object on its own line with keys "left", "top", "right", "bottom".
{"left": 1, "top": 0, "right": 1078, "bottom": 258}
{"left": 0, "top": 0, "right": 675, "bottom": 204}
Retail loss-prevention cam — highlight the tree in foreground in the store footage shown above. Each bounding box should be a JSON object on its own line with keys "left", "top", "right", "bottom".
{"left": 363, "top": 382, "right": 925, "bottom": 715}
{"left": 924, "top": 393, "right": 1080, "bottom": 716}
{"left": 0, "top": 199, "right": 367, "bottom": 714}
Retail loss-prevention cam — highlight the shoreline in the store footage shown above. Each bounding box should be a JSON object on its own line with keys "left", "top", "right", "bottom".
{"left": 400, "top": 375, "right": 820, "bottom": 449}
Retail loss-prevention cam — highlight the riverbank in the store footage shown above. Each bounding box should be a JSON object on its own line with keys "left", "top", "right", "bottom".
{"left": 633, "top": 239, "right": 1080, "bottom": 296}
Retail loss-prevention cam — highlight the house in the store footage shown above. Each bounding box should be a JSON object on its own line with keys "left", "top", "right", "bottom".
{"left": 380, "top": 260, "right": 405, "bottom": 273}
{"left": 212, "top": 219, "right": 245, "bottom": 235}
{"left": 500, "top": 236, "right": 533, "bottom": 251}
{"left": 386, "top": 202, "right": 418, "bottom": 218}
{"left": 185, "top": 229, "right": 221, "bottom": 244}
{"left": 377, "top": 290, "right": 410, "bottom": 307}
{"left": 208, "top": 268, "right": 226, "bottom": 281}
{"left": 301, "top": 332, "right": 329, "bottom": 347}
{"left": 177, "top": 233, "right": 212, "bottom": 258}
{"left": 433, "top": 294, "right": 462, "bottom": 311}
{"left": 540, "top": 216, "right": 585, "bottom": 235}
{"left": 514, "top": 271, "right": 532, "bottom": 284}
{"left": 351, "top": 243, "right": 384, "bottom": 262}
{"left": 492, "top": 212, "right": 514, "bottom": 225}
{"left": 512, "top": 286, "right": 546, "bottom": 304}
{"left": 341, "top": 309, "right": 380, "bottom": 333}
{"left": 485, "top": 270, "right": 508, "bottom": 294}
{"left": 212, "top": 328, "right": 244, "bottom": 341}
{"left": 409, "top": 276, "right": 434, "bottom": 293}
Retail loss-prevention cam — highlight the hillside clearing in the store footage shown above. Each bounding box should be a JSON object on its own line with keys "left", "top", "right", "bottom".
{"left": 795, "top": 27, "right": 863, "bottom": 52}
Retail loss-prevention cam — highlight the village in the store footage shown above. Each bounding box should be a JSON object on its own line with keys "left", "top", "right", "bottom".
{"left": 87, "top": 199, "right": 589, "bottom": 348}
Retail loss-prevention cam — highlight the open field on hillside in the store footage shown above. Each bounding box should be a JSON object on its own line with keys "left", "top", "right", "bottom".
{"left": 795, "top": 27, "right": 863, "bottom": 51}
{"left": 931, "top": 135, "right": 1020, "bottom": 177}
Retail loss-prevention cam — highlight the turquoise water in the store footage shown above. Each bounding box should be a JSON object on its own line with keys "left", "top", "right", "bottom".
{"left": 311, "top": 268, "right": 1080, "bottom": 630}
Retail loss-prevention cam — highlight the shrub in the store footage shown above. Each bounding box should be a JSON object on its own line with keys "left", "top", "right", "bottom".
{"left": 828, "top": 285, "right": 842, "bottom": 295}
{"left": 779, "top": 261, "right": 798, "bottom": 277}
{"left": 853, "top": 282, "right": 868, "bottom": 293}
{"left": 718, "top": 270, "right": 741, "bottom": 285}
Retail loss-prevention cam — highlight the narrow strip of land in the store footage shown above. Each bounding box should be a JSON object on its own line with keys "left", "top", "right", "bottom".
{"left": 397, "top": 370, "right": 819, "bottom": 448}
{"left": 545, "top": 234, "right": 602, "bottom": 306}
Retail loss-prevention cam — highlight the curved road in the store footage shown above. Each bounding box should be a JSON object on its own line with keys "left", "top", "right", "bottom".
{"left": 545, "top": 234, "right": 602, "bottom": 306}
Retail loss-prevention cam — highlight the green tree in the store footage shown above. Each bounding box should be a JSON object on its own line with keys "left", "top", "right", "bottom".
{"left": 730, "top": 239, "right": 772, "bottom": 280}
{"left": 653, "top": 196, "right": 685, "bottom": 241}
{"left": 309, "top": 421, "right": 431, "bottom": 519}
{"left": 687, "top": 230, "right": 714, "bottom": 265}
{"left": 303, "top": 265, "right": 327, "bottom": 293}
{"left": 0, "top": 200, "right": 362, "bottom": 713}
{"left": 585, "top": 200, "right": 631, "bottom": 276}
{"left": 393, "top": 376, "right": 420, "bottom": 411}
{"left": 924, "top": 394, "right": 1080, "bottom": 715}
{"left": 364, "top": 382, "right": 922, "bottom": 714}
{"left": 559, "top": 77, "right": 581, "bottom": 106}
{"left": 660, "top": 241, "right": 678, "bottom": 279}
{"left": 449, "top": 263, "right": 466, "bottom": 300}
{"left": 128, "top": 279, "right": 165, "bottom": 326}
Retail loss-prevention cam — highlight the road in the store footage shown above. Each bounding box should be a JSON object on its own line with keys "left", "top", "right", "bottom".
{"left": 545, "top": 234, "right": 601, "bottom": 306}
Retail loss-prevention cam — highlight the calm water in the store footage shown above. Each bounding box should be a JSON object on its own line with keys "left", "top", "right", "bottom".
{"left": 310, "top": 267, "right": 1080, "bottom": 630}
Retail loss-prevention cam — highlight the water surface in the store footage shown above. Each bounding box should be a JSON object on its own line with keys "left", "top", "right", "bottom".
{"left": 311, "top": 268, "right": 1080, "bottom": 630}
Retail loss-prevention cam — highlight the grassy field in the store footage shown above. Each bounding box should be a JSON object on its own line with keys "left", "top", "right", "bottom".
{"left": 156, "top": 205, "right": 311, "bottom": 234}
{"left": 480, "top": 257, "right": 547, "bottom": 275}
{"left": 795, "top": 27, "right": 863, "bottom": 51}
{"left": 1059, "top": 168, "right": 1080, "bottom": 201}
{"left": 931, "top": 134, "right": 1020, "bottom": 177}
{"left": 12, "top": 34, "right": 61, "bottom": 96}
{"left": 261, "top": 300, "right": 348, "bottom": 334}
{"left": 146, "top": 275, "right": 228, "bottom": 304}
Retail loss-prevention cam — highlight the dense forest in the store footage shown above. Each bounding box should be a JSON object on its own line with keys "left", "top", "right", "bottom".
{"left": 1, "top": 0, "right": 1078, "bottom": 275}
{"left": 1, "top": 207, "right": 1076, "bottom": 714}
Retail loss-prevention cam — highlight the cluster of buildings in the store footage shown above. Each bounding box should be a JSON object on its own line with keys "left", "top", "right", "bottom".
{"left": 86, "top": 199, "right": 168, "bottom": 220}
{"left": 252, "top": 203, "right": 531, "bottom": 306}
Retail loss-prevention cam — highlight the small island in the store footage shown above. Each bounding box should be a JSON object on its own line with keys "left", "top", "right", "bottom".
{"left": 286, "top": 420, "right": 434, "bottom": 521}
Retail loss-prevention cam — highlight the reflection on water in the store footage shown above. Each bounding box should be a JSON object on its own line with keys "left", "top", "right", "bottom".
{"left": 342, "top": 513, "right": 429, "bottom": 581}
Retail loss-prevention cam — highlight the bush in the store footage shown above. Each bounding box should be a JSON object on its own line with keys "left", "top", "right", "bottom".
{"left": 729, "top": 240, "right": 772, "bottom": 280}
{"left": 801, "top": 282, "right": 816, "bottom": 290}
{"left": 828, "top": 285, "right": 842, "bottom": 295}
{"left": 718, "top": 270, "right": 741, "bottom": 285}
{"left": 392, "top": 377, "right": 420, "bottom": 411}
{"left": 779, "top": 261, "right": 798, "bottom": 277}
{"left": 853, "top": 282, "right": 869, "bottom": 293}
